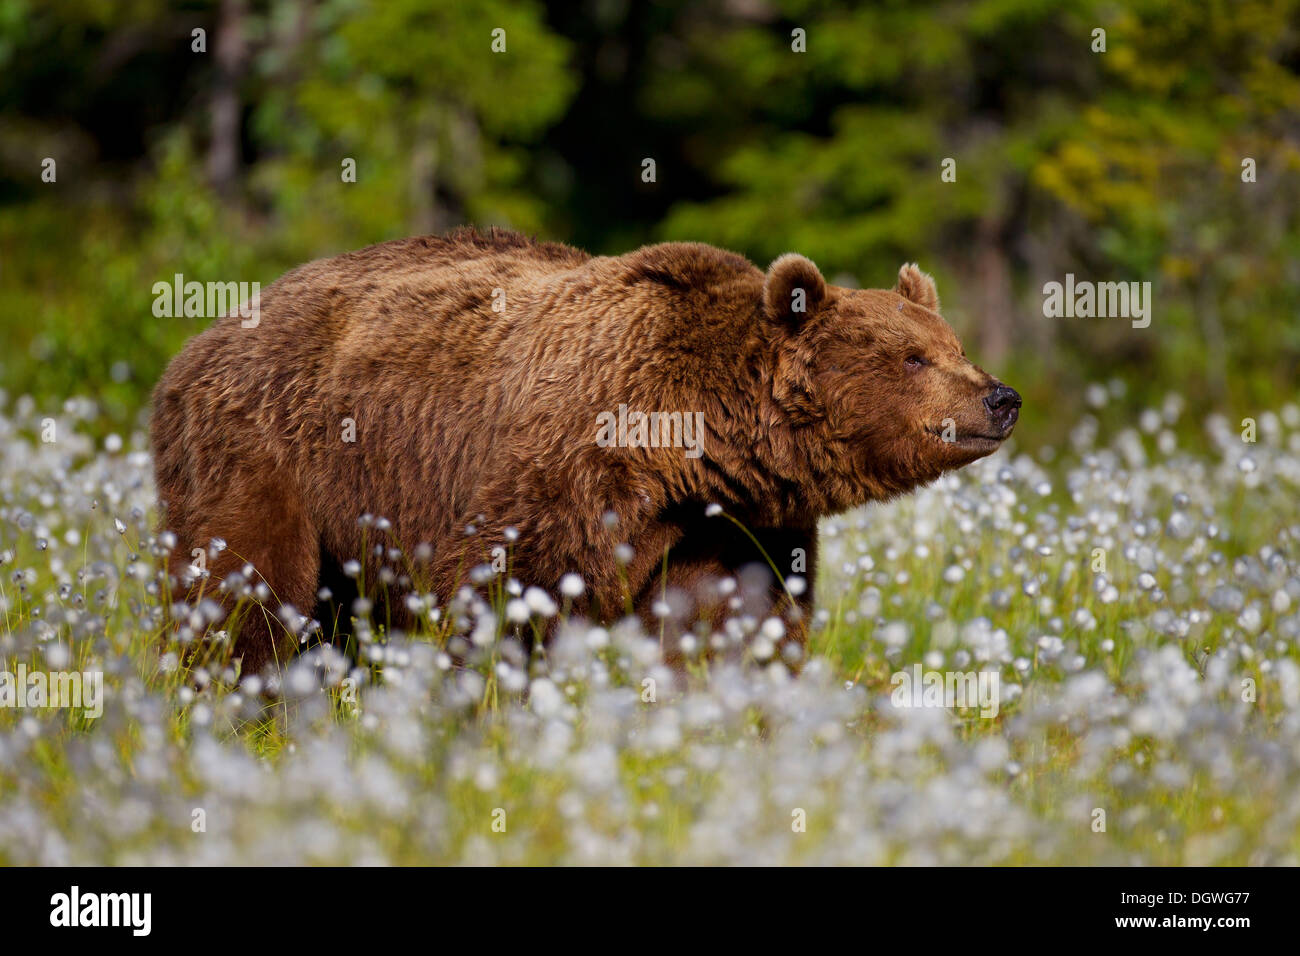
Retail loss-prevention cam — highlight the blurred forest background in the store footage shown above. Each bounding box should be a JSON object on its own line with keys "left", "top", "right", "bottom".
{"left": 1, "top": 0, "right": 1298, "bottom": 450}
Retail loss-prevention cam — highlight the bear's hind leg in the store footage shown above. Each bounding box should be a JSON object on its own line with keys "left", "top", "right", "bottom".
{"left": 166, "top": 466, "right": 320, "bottom": 677}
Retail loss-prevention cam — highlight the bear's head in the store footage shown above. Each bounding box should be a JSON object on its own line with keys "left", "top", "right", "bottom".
{"left": 761, "top": 253, "right": 1020, "bottom": 509}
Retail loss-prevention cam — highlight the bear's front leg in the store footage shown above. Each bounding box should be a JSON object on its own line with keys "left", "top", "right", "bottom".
{"left": 421, "top": 486, "right": 686, "bottom": 633}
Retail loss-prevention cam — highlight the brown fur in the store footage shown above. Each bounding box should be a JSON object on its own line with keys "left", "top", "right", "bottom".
{"left": 152, "top": 228, "right": 1019, "bottom": 673}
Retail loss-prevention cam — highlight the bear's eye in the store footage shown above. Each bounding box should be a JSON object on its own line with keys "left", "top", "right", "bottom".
{"left": 904, "top": 355, "right": 929, "bottom": 369}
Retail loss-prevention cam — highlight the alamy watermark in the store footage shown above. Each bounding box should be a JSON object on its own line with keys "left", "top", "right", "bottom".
{"left": 1042, "top": 273, "right": 1151, "bottom": 328}
{"left": 595, "top": 404, "right": 705, "bottom": 459}
{"left": 0, "top": 664, "right": 104, "bottom": 719}
{"left": 152, "top": 273, "right": 261, "bottom": 327}
{"left": 890, "top": 664, "right": 1000, "bottom": 718}
{"left": 50, "top": 886, "right": 151, "bottom": 936}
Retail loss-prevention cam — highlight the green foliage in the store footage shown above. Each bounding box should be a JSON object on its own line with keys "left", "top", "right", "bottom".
{"left": 0, "top": 0, "right": 1297, "bottom": 451}
{"left": 646, "top": 0, "right": 1300, "bottom": 446}
{"left": 0, "top": 0, "right": 574, "bottom": 424}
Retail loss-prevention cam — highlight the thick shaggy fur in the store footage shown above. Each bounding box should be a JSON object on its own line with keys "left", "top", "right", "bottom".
{"left": 152, "top": 228, "right": 1017, "bottom": 672}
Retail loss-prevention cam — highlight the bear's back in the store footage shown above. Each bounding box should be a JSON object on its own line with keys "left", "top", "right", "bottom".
{"left": 299, "top": 227, "right": 591, "bottom": 286}
{"left": 153, "top": 229, "right": 763, "bottom": 519}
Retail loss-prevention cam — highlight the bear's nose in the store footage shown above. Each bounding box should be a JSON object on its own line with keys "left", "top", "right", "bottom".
{"left": 984, "top": 384, "right": 1021, "bottom": 414}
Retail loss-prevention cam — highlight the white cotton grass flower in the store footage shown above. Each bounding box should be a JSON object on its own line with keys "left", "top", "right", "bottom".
{"left": 523, "top": 587, "right": 557, "bottom": 617}
{"left": 505, "top": 598, "right": 530, "bottom": 624}
{"left": 529, "top": 678, "right": 565, "bottom": 718}
{"left": 2, "top": 393, "right": 1300, "bottom": 865}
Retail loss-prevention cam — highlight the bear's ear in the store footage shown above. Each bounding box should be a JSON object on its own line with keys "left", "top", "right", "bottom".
{"left": 764, "top": 253, "right": 827, "bottom": 324}
{"left": 895, "top": 263, "right": 940, "bottom": 311}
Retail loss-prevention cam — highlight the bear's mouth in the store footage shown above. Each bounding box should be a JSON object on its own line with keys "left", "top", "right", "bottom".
{"left": 923, "top": 425, "right": 1007, "bottom": 450}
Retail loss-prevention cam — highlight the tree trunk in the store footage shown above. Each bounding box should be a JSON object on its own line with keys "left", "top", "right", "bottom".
{"left": 974, "top": 216, "right": 1014, "bottom": 365}
{"left": 208, "top": 0, "right": 247, "bottom": 196}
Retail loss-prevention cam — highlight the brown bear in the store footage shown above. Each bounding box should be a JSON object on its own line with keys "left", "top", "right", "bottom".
{"left": 152, "top": 227, "right": 1020, "bottom": 674}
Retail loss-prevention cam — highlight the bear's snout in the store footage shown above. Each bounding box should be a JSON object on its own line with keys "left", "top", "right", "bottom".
{"left": 983, "top": 384, "right": 1021, "bottom": 434}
